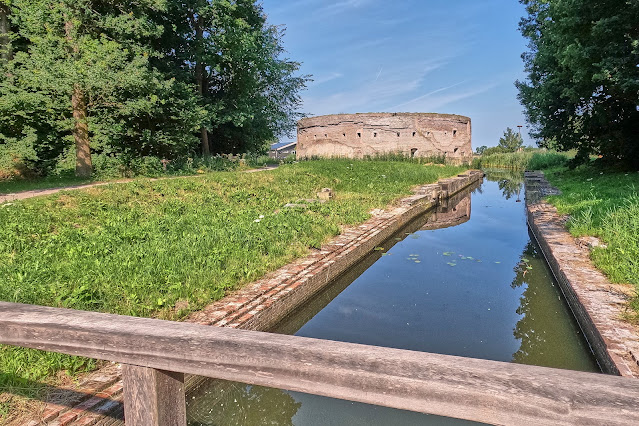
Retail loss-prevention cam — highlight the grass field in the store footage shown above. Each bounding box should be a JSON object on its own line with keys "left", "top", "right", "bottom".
{"left": 543, "top": 166, "right": 639, "bottom": 321}
{"left": 0, "top": 159, "right": 465, "bottom": 417}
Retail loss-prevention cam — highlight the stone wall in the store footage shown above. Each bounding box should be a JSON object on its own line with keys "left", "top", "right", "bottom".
{"left": 297, "top": 113, "right": 472, "bottom": 163}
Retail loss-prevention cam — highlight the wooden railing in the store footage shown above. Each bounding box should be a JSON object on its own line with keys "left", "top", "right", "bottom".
{"left": 1, "top": 301, "right": 639, "bottom": 425}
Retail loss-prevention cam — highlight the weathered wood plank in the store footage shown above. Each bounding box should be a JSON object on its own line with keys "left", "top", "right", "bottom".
{"left": 1, "top": 301, "right": 638, "bottom": 425}
{"left": 122, "top": 365, "right": 186, "bottom": 426}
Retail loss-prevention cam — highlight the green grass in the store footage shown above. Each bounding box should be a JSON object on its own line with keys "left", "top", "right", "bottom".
{"left": 475, "top": 150, "right": 569, "bottom": 170}
{"left": 543, "top": 166, "right": 639, "bottom": 321}
{"left": 0, "top": 159, "right": 465, "bottom": 415}
{"left": 0, "top": 174, "right": 96, "bottom": 195}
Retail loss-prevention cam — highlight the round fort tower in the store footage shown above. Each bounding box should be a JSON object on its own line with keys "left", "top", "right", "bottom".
{"left": 296, "top": 113, "right": 472, "bottom": 163}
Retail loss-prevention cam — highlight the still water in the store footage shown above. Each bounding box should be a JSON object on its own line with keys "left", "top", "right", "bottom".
{"left": 187, "top": 170, "right": 599, "bottom": 425}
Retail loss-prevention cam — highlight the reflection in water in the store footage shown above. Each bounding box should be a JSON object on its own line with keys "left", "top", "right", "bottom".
{"left": 421, "top": 183, "right": 474, "bottom": 230}
{"left": 187, "top": 175, "right": 598, "bottom": 425}
{"left": 510, "top": 241, "right": 597, "bottom": 370}
{"left": 188, "top": 382, "right": 301, "bottom": 426}
{"left": 484, "top": 168, "right": 524, "bottom": 201}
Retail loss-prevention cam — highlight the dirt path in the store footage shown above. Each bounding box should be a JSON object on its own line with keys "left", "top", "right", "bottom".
{"left": 0, "top": 165, "right": 278, "bottom": 204}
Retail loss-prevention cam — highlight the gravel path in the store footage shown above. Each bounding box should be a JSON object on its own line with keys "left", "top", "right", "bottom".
{"left": 0, "top": 165, "right": 278, "bottom": 204}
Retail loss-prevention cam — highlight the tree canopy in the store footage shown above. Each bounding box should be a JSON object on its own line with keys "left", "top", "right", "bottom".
{"left": 498, "top": 127, "right": 524, "bottom": 152}
{"left": 516, "top": 0, "right": 639, "bottom": 168}
{"left": 0, "top": 0, "right": 309, "bottom": 176}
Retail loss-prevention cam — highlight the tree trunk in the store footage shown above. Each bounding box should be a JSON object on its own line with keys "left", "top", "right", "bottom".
{"left": 0, "top": 3, "right": 11, "bottom": 64}
{"left": 195, "top": 17, "right": 210, "bottom": 156}
{"left": 72, "top": 85, "right": 92, "bottom": 177}
{"left": 65, "top": 18, "right": 92, "bottom": 177}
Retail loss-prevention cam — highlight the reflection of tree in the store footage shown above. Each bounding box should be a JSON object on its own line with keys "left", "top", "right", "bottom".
{"left": 497, "top": 179, "right": 523, "bottom": 200}
{"left": 510, "top": 243, "right": 597, "bottom": 371}
{"left": 483, "top": 169, "right": 524, "bottom": 200}
{"left": 188, "top": 381, "right": 301, "bottom": 426}
{"left": 510, "top": 243, "right": 551, "bottom": 365}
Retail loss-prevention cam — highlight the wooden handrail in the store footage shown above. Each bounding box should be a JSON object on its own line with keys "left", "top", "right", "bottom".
{"left": 1, "top": 301, "right": 638, "bottom": 425}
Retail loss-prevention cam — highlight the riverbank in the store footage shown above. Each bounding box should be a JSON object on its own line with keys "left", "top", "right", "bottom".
{"left": 525, "top": 171, "right": 639, "bottom": 377}
{"left": 13, "top": 170, "right": 483, "bottom": 425}
{"left": 0, "top": 160, "right": 467, "bottom": 423}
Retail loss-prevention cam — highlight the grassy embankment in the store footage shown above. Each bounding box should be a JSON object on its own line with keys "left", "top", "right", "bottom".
{"left": 0, "top": 159, "right": 465, "bottom": 417}
{"left": 543, "top": 166, "right": 639, "bottom": 321}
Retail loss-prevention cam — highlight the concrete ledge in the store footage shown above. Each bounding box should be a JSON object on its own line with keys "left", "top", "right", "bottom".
{"left": 525, "top": 171, "right": 639, "bottom": 378}
{"left": 26, "top": 169, "right": 484, "bottom": 425}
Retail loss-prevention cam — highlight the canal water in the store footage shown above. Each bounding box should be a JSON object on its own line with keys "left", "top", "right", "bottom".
{"left": 186, "top": 170, "right": 599, "bottom": 425}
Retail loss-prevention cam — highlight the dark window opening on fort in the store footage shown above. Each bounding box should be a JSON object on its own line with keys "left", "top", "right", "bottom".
{"left": 397, "top": 132, "right": 400, "bottom": 137}
{"left": 454, "top": 148, "right": 459, "bottom": 153}
{"left": 453, "top": 130, "right": 457, "bottom": 137}
{"left": 412, "top": 132, "right": 416, "bottom": 137}
{"left": 343, "top": 133, "right": 346, "bottom": 137}
{"left": 410, "top": 148, "right": 418, "bottom": 158}
{"left": 357, "top": 132, "right": 361, "bottom": 138}
{"left": 314, "top": 135, "right": 317, "bottom": 139}
{"left": 374, "top": 132, "right": 377, "bottom": 137}
{"left": 324, "top": 134, "right": 327, "bottom": 137}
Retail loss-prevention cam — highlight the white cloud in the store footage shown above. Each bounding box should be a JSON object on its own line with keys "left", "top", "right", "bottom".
{"left": 308, "top": 72, "right": 344, "bottom": 86}
{"left": 302, "top": 61, "right": 447, "bottom": 115}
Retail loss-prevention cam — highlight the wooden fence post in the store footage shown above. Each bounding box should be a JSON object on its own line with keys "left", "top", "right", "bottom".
{"left": 122, "top": 364, "right": 187, "bottom": 426}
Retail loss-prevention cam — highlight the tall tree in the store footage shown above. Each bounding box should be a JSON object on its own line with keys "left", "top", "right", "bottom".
{"left": 0, "top": 0, "right": 201, "bottom": 176}
{"left": 157, "top": 0, "right": 309, "bottom": 155}
{"left": 516, "top": 0, "right": 639, "bottom": 167}
{"left": 0, "top": 1, "right": 11, "bottom": 64}
{"left": 498, "top": 127, "right": 524, "bottom": 152}
{"left": 0, "top": 0, "right": 308, "bottom": 175}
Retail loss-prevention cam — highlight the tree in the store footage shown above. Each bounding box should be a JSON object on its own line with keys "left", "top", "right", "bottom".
{"left": 475, "top": 145, "right": 488, "bottom": 155}
{"left": 498, "top": 127, "right": 524, "bottom": 152}
{"left": 0, "top": 1, "right": 11, "bottom": 64}
{"left": 0, "top": 0, "right": 309, "bottom": 175}
{"left": 0, "top": 0, "right": 203, "bottom": 176}
{"left": 516, "top": 0, "right": 639, "bottom": 167}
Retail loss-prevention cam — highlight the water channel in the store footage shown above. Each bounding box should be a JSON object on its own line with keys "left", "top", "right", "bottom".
{"left": 186, "top": 170, "right": 600, "bottom": 425}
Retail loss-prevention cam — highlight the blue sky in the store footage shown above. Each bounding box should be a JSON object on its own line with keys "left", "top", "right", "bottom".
{"left": 261, "top": 0, "right": 532, "bottom": 150}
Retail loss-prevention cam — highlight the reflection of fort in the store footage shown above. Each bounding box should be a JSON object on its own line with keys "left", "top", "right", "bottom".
{"left": 420, "top": 181, "right": 479, "bottom": 231}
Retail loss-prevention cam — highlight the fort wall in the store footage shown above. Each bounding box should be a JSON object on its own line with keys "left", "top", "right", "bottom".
{"left": 296, "top": 113, "right": 472, "bottom": 163}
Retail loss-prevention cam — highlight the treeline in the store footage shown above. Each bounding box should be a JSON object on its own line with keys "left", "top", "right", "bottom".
{"left": 517, "top": 0, "right": 639, "bottom": 168}
{"left": 0, "top": 0, "right": 309, "bottom": 177}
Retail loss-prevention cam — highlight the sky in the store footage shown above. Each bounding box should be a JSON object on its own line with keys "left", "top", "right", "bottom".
{"left": 261, "top": 0, "right": 532, "bottom": 150}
